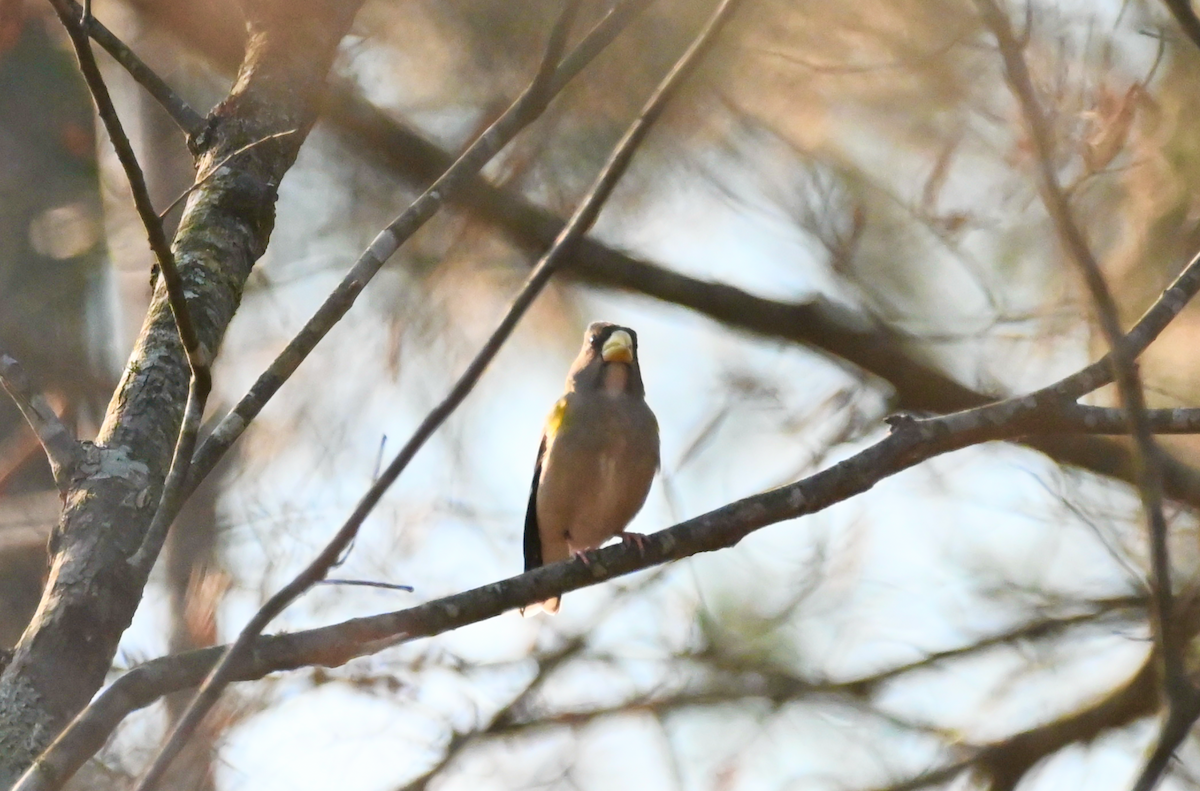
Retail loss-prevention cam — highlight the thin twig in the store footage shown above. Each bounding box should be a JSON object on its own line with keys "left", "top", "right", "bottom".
{"left": 58, "top": 0, "right": 205, "bottom": 137}
{"left": 184, "top": 0, "right": 654, "bottom": 501}
{"left": 48, "top": 0, "right": 214, "bottom": 575}
{"left": 0, "top": 355, "right": 81, "bottom": 494}
{"left": 401, "top": 570, "right": 668, "bottom": 790}
{"left": 318, "top": 579, "right": 414, "bottom": 593}
{"left": 157, "top": 130, "right": 298, "bottom": 220}
{"left": 1163, "top": 0, "right": 1200, "bottom": 52}
{"left": 974, "top": 7, "right": 1193, "bottom": 791}
{"left": 131, "top": 1, "right": 741, "bottom": 785}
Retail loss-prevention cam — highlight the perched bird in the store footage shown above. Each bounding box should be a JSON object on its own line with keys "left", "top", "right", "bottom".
{"left": 522, "top": 322, "right": 660, "bottom": 614}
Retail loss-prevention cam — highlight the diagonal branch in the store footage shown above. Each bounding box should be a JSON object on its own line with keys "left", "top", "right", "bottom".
{"left": 131, "top": 3, "right": 745, "bottom": 787}
{"left": 47, "top": 0, "right": 215, "bottom": 578}
{"left": 59, "top": 0, "right": 205, "bottom": 137}
{"left": 0, "top": 355, "right": 81, "bottom": 494}
{"left": 183, "top": 0, "right": 653, "bottom": 500}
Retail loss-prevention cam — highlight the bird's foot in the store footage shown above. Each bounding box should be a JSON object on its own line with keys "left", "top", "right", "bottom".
{"left": 621, "top": 532, "right": 649, "bottom": 556}
{"left": 572, "top": 549, "right": 593, "bottom": 567}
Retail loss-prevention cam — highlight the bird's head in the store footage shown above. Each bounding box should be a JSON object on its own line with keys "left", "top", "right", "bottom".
{"left": 568, "top": 321, "right": 646, "bottom": 397}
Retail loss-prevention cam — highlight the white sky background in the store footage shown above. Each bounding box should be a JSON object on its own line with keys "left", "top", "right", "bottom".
{"left": 87, "top": 0, "right": 1200, "bottom": 788}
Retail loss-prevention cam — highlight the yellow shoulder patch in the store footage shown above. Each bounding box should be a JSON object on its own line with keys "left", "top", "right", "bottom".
{"left": 544, "top": 397, "right": 569, "bottom": 442}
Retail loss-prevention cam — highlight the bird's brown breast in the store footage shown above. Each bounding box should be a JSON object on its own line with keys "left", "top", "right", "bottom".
{"left": 535, "top": 391, "right": 658, "bottom": 561}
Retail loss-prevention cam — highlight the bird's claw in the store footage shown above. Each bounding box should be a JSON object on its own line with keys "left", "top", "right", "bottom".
{"left": 572, "top": 550, "right": 593, "bottom": 567}
{"left": 621, "top": 532, "right": 649, "bottom": 556}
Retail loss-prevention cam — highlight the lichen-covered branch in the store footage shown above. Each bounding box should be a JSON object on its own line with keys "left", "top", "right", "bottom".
{"left": 0, "top": 0, "right": 364, "bottom": 785}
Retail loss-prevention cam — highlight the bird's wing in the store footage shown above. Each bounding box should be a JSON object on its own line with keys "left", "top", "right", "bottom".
{"left": 523, "top": 434, "right": 547, "bottom": 571}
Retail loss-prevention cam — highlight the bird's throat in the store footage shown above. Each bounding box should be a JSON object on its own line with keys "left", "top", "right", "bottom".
{"left": 602, "top": 363, "right": 629, "bottom": 395}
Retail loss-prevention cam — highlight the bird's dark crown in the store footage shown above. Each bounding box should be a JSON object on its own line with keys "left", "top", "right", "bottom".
{"left": 568, "top": 321, "right": 645, "bottom": 397}
{"left": 584, "top": 321, "right": 638, "bottom": 355}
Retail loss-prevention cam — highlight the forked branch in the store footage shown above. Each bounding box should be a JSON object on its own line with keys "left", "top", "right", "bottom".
{"left": 0, "top": 355, "right": 80, "bottom": 494}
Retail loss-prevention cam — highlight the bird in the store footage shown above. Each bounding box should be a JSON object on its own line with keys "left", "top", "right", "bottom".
{"left": 521, "top": 322, "right": 660, "bottom": 615}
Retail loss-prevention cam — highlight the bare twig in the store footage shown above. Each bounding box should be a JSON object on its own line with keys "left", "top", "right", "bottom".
{"left": 975, "top": 5, "right": 1195, "bottom": 789}
{"left": 132, "top": 1, "right": 742, "bottom": 785}
{"left": 1163, "top": 0, "right": 1200, "bottom": 53}
{"left": 157, "top": 130, "right": 298, "bottom": 220}
{"left": 0, "top": 355, "right": 80, "bottom": 493}
{"left": 184, "top": 0, "right": 654, "bottom": 500}
{"left": 58, "top": 0, "right": 205, "bottom": 136}
{"left": 400, "top": 570, "right": 669, "bottom": 790}
{"left": 318, "top": 579, "right": 414, "bottom": 593}
{"left": 49, "top": 0, "right": 214, "bottom": 577}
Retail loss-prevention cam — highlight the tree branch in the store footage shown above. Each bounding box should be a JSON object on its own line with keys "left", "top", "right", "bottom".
{"left": 131, "top": 3, "right": 745, "bottom": 787}
{"left": 59, "top": 0, "right": 205, "bottom": 137}
{"left": 183, "top": 0, "right": 653, "bottom": 499}
{"left": 0, "top": 0, "right": 364, "bottom": 785}
{"left": 0, "top": 355, "right": 80, "bottom": 494}
{"left": 975, "top": 5, "right": 1196, "bottom": 788}
{"left": 47, "top": 0, "right": 215, "bottom": 579}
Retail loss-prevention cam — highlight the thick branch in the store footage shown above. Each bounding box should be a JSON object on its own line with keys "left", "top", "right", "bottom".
{"left": 0, "top": 0, "right": 364, "bottom": 785}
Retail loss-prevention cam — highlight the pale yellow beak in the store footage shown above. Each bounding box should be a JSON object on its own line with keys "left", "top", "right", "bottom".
{"left": 601, "top": 330, "right": 634, "bottom": 364}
